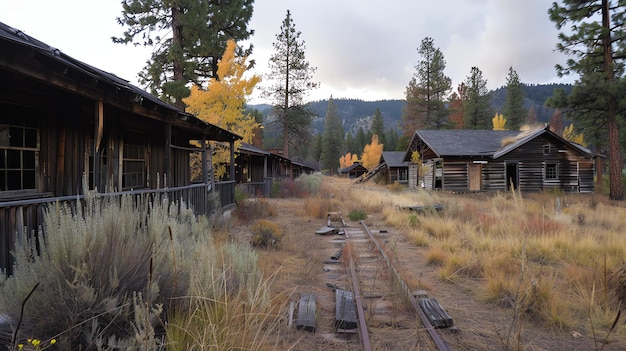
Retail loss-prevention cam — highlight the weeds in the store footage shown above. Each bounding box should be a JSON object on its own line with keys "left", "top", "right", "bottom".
{"left": 0, "top": 192, "right": 283, "bottom": 350}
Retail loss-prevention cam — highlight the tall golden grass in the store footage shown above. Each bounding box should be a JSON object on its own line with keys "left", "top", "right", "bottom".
{"left": 348, "top": 184, "right": 626, "bottom": 340}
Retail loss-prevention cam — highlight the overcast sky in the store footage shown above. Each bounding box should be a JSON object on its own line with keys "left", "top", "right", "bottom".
{"left": 3, "top": 0, "right": 573, "bottom": 103}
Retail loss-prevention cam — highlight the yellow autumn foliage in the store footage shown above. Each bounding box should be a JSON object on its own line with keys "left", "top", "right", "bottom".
{"left": 361, "top": 134, "right": 383, "bottom": 170}
{"left": 183, "top": 39, "right": 261, "bottom": 178}
{"left": 492, "top": 113, "right": 507, "bottom": 130}
{"left": 563, "top": 123, "right": 586, "bottom": 146}
{"left": 339, "top": 152, "right": 360, "bottom": 169}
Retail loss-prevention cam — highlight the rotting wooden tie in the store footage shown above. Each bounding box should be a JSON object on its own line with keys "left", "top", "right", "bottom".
{"left": 335, "top": 289, "right": 358, "bottom": 332}
{"left": 296, "top": 293, "right": 317, "bottom": 333}
{"left": 418, "top": 297, "right": 453, "bottom": 329}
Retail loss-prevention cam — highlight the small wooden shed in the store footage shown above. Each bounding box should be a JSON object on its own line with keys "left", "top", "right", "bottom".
{"left": 338, "top": 162, "right": 368, "bottom": 179}
{"left": 378, "top": 151, "right": 409, "bottom": 184}
{"left": 404, "top": 127, "right": 596, "bottom": 193}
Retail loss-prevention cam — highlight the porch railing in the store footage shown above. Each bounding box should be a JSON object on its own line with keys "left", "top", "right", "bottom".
{"left": 0, "top": 181, "right": 235, "bottom": 276}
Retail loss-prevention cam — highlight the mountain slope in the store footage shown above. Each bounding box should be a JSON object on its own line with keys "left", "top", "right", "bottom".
{"left": 248, "top": 83, "right": 571, "bottom": 136}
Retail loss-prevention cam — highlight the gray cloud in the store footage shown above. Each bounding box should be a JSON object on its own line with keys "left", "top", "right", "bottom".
{"left": 4, "top": 0, "right": 573, "bottom": 103}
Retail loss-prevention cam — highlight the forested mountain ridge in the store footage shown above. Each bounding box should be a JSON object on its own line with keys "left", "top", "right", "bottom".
{"left": 249, "top": 83, "right": 572, "bottom": 136}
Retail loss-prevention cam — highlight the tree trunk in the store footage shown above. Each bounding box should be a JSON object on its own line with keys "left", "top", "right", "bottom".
{"left": 603, "top": 0, "right": 624, "bottom": 200}
{"left": 172, "top": 6, "right": 185, "bottom": 110}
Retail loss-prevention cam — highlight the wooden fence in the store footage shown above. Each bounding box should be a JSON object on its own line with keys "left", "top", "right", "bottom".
{"left": 0, "top": 181, "right": 235, "bottom": 276}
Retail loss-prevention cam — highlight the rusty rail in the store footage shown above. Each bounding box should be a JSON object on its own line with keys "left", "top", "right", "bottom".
{"left": 360, "top": 221, "right": 452, "bottom": 351}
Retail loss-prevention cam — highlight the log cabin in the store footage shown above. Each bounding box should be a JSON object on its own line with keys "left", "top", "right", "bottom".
{"left": 404, "top": 127, "right": 596, "bottom": 193}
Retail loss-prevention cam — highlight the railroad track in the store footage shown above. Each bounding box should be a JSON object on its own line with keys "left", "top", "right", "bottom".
{"left": 322, "top": 218, "right": 453, "bottom": 350}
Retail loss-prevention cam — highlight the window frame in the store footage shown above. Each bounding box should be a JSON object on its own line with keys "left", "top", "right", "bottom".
{"left": 0, "top": 119, "right": 39, "bottom": 192}
{"left": 121, "top": 131, "right": 147, "bottom": 190}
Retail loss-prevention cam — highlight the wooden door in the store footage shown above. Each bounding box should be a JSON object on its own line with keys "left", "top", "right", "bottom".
{"left": 469, "top": 164, "right": 482, "bottom": 191}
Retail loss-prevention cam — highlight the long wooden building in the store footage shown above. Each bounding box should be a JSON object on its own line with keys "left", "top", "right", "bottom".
{"left": 404, "top": 127, "right": 596, "bottom": 193}
{"left": 0, "top": 21, "right": 240, "bottom": 274}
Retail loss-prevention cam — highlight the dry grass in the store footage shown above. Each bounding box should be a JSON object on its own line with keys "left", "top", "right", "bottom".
{"left": 347, "top": 183, "right": 626, "bottom": 344}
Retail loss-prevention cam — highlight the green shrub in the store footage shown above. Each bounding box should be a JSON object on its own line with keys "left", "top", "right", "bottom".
{"left": 348, "top": 209, "right": 367, "bottom": 221}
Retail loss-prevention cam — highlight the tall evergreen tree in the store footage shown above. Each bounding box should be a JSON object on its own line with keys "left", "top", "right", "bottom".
{"left": 502, "top": 67, "right": 527, "bottom": 130}
{"left": 463, "top": 66, "right": 492, "bottom": 129}
{"left": 321, "top": 98, "right": 344, "bottom": 174}
{"left": 311, "top": 133, "right": 323, "bottom": 166}
{"left": 548, "top": 0, "right": 626, "bottom": 200}
{"left": 345, "top": 132, "right": 358, "bottom": 155}
{"left": 371, "top": 108, "right": 386, "bottom": 146}
{"left": 113, "top": 0, "right": 254, "bottom": 109}
{"left": 264, "top": 10, "right": 317, "bottom": 158}
{"left": 402, "top": 37, "right": 452, "bottom": 134}
{"left": 356, "top": 127, "right": 367, "bottom": 153}
{"left": 385, "top": 128, "right": 399, "bottom": 151}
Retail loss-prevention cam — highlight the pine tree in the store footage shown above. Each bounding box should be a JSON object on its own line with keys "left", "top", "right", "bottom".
{"left": 356, "top": 127, "right": 367, "bottom": 153}
{"left": 311, "top": 133, "right": 323, "bottom": 164}
{"left": 502, "top": 67, "right": 527, "bottom": 130}
{"left": 448, "top": 83, "right": 466, "bottom": 129}
{"left": 548, "top": 108, "right": 564, "bottom": 136}
{"left": 402, "top": 37, "right": 451, "bottom": 134}
{"left": 321, "top": 98, "right": 344, "bottom": 174}
{"left": 113, "top": 0, "right": 254, "bottom": 109}
{"left": 463, "top": 67, "right": 492, "bottom": 129}
{"left": 548, "top": 0, "right": 626, "bottom": 200}
{"left": 371, "top": 108, "right": 386, "bottom": 146}
{"left": 345, "top": 132, "right": 357, "bottom": 155}
{"left": 385, "top": 129, "right": 399, "bottom": 151}
{"left": 264, "top": 10, "right": 317, "bottom": 158}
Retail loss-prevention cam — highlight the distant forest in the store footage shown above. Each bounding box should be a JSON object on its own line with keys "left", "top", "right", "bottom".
{"left": 250, "top": 83, "right": 572, "bottom": 151}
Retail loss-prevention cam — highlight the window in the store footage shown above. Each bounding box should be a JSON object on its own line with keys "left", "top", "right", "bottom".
{"left": 122, "top": 131, "right": 146, "bottom": 189}
{"left": 399, "top": 168, "right": 407, "bottom": 181}
{"left": 543, "top": 144, "right": 553, "bottom": 155}
{"left": 545, "top": 163, "right": 558, "bottom": 180}
{"left": 0, "top": 113, "right": 39, "bottom": 191}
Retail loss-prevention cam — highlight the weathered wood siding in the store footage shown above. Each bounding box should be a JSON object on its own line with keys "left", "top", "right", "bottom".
{"left": 442, "top": 163, "right": 468, "bottom": 192}
{"left": 482, "top": 162, "right": 506, "bottom": 191}
{"left": 430, "top": 135, "right": 594, "bottom": 193}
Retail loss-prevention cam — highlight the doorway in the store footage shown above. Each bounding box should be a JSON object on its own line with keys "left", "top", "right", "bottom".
{"left": 505, "top": 162, "right": 518, "bottom": 191}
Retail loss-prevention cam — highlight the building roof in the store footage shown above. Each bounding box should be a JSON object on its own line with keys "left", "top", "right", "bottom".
{"left": 380, "top": 151, "right": 408, "bottom": 168}
{"left": 338, "top": 162, "right": 367, "bottom": 174}
{"left": 405, "top": 127, "right": 595, "bottom": 161}
{"left": 238, "top": 143, "right": 270, "bottom": 156}
{"left": 0, "top": 21, "right": 241, "bottom": 143}
{"left": 414, "top": 130, "right": 521, "bottom": 157}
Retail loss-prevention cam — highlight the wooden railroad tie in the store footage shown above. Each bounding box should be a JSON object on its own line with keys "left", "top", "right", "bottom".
{"left": 418, "top": 297, "right": 453, "bottom": 329}
{"left": 335, "top": 289, "right": 358, "bottom": 332}
{"left": 296, "top": 293, "right": 317, "bottom": 333}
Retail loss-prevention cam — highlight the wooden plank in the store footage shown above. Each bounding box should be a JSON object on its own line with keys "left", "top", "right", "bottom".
{"left": 296, "top": 293, "right": 316, "bottom": 333}
{"left": 418, "top": 297, "right": 453, "bottom": 328}
{"left": 331, "top": 248, "right": 343, "bottom": 260}
{"left": 402, "top": 204, "right": 445, "bottom": 213}
{"left": 315, "top": 226, "right": 338, "bottom": 235}
{"left": 335, "top": 289, "right": 357, "bottom": 331}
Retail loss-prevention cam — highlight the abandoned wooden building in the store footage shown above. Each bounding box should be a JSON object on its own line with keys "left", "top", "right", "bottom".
{"left": 404, "top": 127, "right": 596, "bottom": 193}
{"left": 0, "top": 21, "right": 241, "bottom": 273}
{"left": 338, "top": 162, "right": 368, "bottom": 179}
{"left": 378, "top": 151, "right": 409, "bottom": 185}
